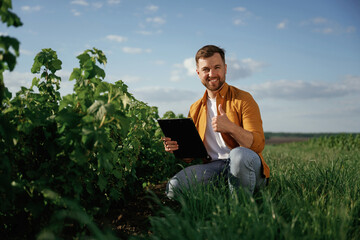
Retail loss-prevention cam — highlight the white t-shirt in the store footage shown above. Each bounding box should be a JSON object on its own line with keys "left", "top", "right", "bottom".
{"left": 204, "top": 97, "right": 230, "bottom": 160}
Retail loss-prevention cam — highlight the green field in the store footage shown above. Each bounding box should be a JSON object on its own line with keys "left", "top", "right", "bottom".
{"left": 1, "top": 5, "right": 359, "bottom": 238}
{"left": 135, "top": 135, "right": 360, "bottom": 240}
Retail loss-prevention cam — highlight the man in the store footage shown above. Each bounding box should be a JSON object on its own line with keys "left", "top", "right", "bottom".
{"left": 163, "top": 45, "right": 269, "bottom": 199}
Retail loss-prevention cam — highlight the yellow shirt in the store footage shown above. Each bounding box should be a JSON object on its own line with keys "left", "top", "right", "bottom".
{"left": 188, "top": 83, "right": 270, "bottom": 179}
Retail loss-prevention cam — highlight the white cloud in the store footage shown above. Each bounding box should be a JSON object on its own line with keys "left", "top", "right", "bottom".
{"left": 71, "top": 0, "right": 89, "bottom": 6}
{"left": 93, "top": 2, "right": 103, "bottom": 9}
{"left": 132, "top": 86, "right": 202, "bottom": 115}
{"left": 183, "top": 58, "right": 196, "bottom": 76}
{"left": 71, "top": 9, "right": 81, "bottom": 16}
{"left": 170, "top": 58, "right": 196, "bottom": 82}
{"left": 315, "top": 27, "right": 334, "bottom": 34}
{"left": 122, "top": 47, "right": 151, "bottom": 54}
{"left": 108, "top": 0, "right": 121, "bottom": 4}
{"left": 227, "top": 58, "right": 265, "bottom": 80}
{"left": 146, "top": 17, "right": 166, "bottom": 25}
{"left": 249, "top": 76, "right": 360, "bottom": 100}
{"left": 3, "top": 70, "right": 74, "bottom": 96}
{"left": 232, "top": 6, "right": 253, "bottom": 26}
{"left": 346, "top": 26, "right": 356, "bottom": 33}
{"left": 277, "top": 19, "right": 288, "bottom": 29}
{"left": 170, "top": 65, "right": 182, "bottom": 82}
{"left": 117, "top": 75, "right": 141, "bottom": 83}
{"left": 106, "top": 35, "right": 127, "bottom": 43}
{"left": 3, "top": 71, "right": 34, "bottom": 94}
{"left": 71, "top": 0, "right": 102, "bottom": 9}
{"left": 136, "top": 29, "right": 162, "bottom": 35}
{"left": 233, "top": 7, "right": 247, "bottom": 12}
{"left": 21, "top": 5, "right": 42, "bottom": 12}
{"left": 312, "top": 17, "right": 328, "bottom": 24}
{"left": 154, "top": 60, "right": 165, "bottom": 65}
{"left": 136, "top": 30, "right": 152, "bottom": 35}
{"left": 0, "top": 32, "right": 8, "bottom": 36}
{"left": 234, "top": 19, "right": 245, "bottom": 26}
{"left": 20, "top": 49, "right": 33, "bottom": 56}
{"left": 301, "top": 17, "right": 356, "bottom": 35}
{"left": 133, "top": 86, "right": 198, "bottom": 103}
{"left": 146, "top": 5, "right": 159, "bottom": 12}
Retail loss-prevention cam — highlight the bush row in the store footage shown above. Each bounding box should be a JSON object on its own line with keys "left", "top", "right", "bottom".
{"left": 0, "top": 47, "right": 178, "bottom": 238}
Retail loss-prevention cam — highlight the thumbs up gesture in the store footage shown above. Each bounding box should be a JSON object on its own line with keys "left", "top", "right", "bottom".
{"left": 212, "top": 104, "right": 233, "bottom": 133}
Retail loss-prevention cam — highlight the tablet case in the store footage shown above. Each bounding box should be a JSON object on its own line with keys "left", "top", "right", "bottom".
{"left": 157, "top": 118, "right": 211, "bottom": 160}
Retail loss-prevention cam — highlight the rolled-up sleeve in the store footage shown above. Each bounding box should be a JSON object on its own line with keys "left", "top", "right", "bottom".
{"left": 241, "top": 94, "right": 265, "bottom": 154}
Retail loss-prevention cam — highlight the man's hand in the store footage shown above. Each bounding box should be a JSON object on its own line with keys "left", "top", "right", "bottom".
{"left": 212, "top": 104, "right": 254, "bottom": 148}
{"left": 162, "top": 137, "right": 179, "bottom": 153}
{"left": 212, "top": 104, "right": 234, "bottom": 133}
{"left": 162, "top": 137, "right": 194, "bottom": 163}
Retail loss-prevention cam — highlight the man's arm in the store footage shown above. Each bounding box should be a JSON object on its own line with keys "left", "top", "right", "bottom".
{"left": 212, "top": 104, "right": 254, "bottom": 148}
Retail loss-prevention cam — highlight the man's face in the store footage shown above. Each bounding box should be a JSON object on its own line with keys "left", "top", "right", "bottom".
{"left": 196, "top": 53, "right": 227, "bottom": 96}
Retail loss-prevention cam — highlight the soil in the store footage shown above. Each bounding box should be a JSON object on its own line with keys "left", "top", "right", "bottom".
{"left": 101, "top": 182, "right": 173, "bottom": 239}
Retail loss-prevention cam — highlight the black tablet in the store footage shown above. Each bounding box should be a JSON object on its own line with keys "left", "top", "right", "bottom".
{"left": 157, "top": 118, "right": 210, "bottom": 160}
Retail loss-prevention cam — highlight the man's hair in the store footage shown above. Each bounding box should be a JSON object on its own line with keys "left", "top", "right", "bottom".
{"left": 195, "top": 45, "right": 226, "bottom": 66}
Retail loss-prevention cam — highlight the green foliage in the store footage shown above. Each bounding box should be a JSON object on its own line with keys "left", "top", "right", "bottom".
{"left": 0, "top": 47, "right": 178, "bottom": 238}
{"left": 0, "top": 0, "right": 23, "bottom": 27}
{"left": 162, "top": 110, "right": 185, "bottom": 119}
{"left": 308, "top": 133, "right": 360, "bottom": 151}
{"left": 142, "top": 134, "right": 360, "bottom": 240}
{"left": 0, "top": 0, "right": 22, "bottom": 104}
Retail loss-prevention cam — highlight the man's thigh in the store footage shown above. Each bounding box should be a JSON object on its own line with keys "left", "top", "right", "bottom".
{"left": 171, "top": 160, "right": 227, "bottom": 188}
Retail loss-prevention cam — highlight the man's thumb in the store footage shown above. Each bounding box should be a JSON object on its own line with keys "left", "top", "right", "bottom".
{"left": 218, "top": 104, "right": 225, "bottom": 115}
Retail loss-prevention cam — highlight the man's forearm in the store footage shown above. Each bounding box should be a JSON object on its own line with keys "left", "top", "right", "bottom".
{"left": 228, "top": 123, "right": 254, "bottom": 148}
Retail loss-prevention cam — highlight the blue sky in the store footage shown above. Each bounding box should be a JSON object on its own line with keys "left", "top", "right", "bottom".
{"left": 3, "top": 0, "right": 360, "bottom": 132}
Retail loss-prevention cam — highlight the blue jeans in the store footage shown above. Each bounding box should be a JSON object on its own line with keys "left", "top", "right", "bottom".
{"left": 166, "top": 147, "right": 267, "bottom": 199}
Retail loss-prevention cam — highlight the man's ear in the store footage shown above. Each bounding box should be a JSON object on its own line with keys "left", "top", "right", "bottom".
{"left": 225, "top": 63, "right": 227, "bottom": 74}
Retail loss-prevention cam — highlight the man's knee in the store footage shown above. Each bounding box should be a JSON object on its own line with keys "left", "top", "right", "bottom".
{"left": 166, "top": 177, "right": 180, "bottom": 199}
{"left": 229, "top": 147, "right": 257, "bottom": 175}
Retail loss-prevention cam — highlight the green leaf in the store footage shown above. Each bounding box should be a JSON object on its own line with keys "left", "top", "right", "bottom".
{"left": 77, "top": 53, "right": 90, "bottom": 66}
{"left": 104, "top": 103, "right": 116, "bottom": 115}
{"left": 83, "top": 59, "right": 93, "bottom": 71}
{"left": 3, "top": 52, "right": 16, "bottom": 71}
{"left": 88, "top": 100, "right": 103, "bottom": 114}
{"left": 31, "top": 77, "right": 40, "bottom": 88}
{"left": 59, "top": 94, "right": 75, "bottom": 110}
{"left": 31, "top": 60, "right": 42, "bottom": 73}
{"left": 51, "top": 59, "right": 62, "bottom": 72}
{"left": 94, "top": 65, "right": 105, "bottom": 79}
{"left": 69, "top": 149, "right": 87, "bottom": 165}
{"left": 69, "top": 68, "right": 81, "bottom": 81}
{"left": 98, "top": 174, "right": 107, "bottom": 192}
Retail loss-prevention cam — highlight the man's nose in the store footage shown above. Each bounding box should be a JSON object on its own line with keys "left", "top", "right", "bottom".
{"left": 209, "top": 69, "right": 216, "bottom": 77}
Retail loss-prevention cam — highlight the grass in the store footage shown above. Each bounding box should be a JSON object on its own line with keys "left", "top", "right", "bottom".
{"left": 134, "top": 135, "right": 360, "bottom": 240}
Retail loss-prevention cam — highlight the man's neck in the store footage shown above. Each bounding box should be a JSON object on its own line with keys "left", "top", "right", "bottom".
{"left": 207, "top": 90, "right": 217, "bottom": 99}
{"left": 206, "top": 83, "right": 226, "bottom": 99}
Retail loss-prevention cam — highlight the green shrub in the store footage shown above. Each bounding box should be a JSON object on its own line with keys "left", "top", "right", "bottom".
{"left": 0, "top": 47, "right": 177, "bottom": 238}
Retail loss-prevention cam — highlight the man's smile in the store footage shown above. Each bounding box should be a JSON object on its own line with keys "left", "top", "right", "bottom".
{"left": 208, "top": 78, "right": 219, "bottom": 83}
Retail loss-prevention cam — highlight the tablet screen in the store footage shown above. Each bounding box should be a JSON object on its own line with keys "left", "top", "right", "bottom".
{"left": 157, "top": 118, "right": 210, "bottom": 160}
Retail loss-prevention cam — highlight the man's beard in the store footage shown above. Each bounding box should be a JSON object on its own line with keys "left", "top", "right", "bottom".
{"left": 204, "top": 77, "right": 225, "bottom": 92}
